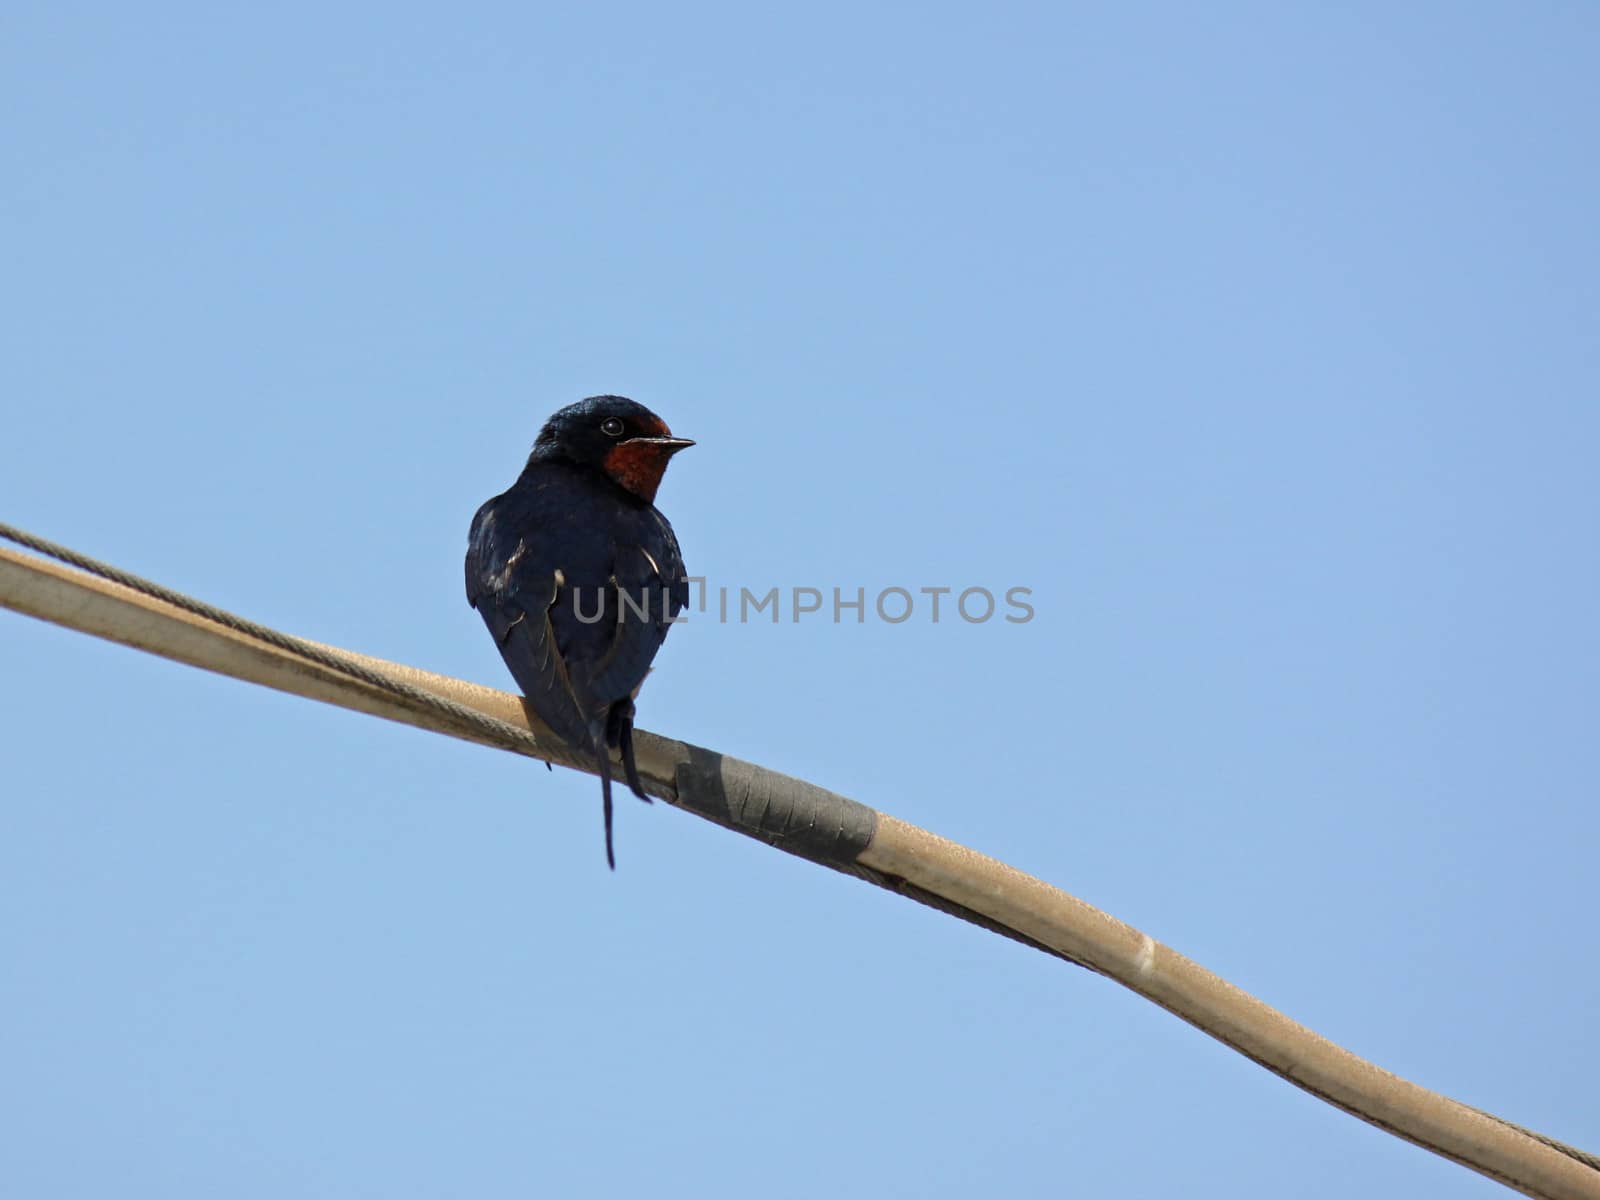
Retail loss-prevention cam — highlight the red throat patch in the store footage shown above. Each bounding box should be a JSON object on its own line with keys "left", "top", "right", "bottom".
{"left": 603, "top": 443, "right": 673, "bottom": 503}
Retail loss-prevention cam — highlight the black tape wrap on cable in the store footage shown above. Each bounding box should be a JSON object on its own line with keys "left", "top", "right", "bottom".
{"left": 674, "top": 745, "right": 876, "bottom": 867}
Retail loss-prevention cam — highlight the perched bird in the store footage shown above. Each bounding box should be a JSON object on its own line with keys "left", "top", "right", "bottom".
{"left": 466, "top": 395, "right": 693, "bottom": 868}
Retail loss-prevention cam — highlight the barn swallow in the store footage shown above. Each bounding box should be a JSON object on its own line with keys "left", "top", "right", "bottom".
{"left": 466, "top": 395, "right": 691, "bottom": 867}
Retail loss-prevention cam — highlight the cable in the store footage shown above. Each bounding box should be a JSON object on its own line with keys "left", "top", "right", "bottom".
{"left": 0, "top": 522, "right": 547, "bottom": 762}
{"left": 3, "top": 521, "right": 1597, "bottom": 1198}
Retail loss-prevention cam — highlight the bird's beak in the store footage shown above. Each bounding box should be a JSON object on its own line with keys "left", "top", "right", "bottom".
{"left": 628, "top": 436, "right": 695, "bottom": 455}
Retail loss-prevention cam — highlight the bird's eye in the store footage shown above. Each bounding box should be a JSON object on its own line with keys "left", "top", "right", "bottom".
{"left": 600, "top": 417, "right": 625, "bottom": 437}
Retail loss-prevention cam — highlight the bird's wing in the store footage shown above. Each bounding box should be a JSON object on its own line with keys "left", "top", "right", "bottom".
{"left": 657, "top": 515, "right": 690, "bottom": 619}
{"left": 466, "top": 502, "right": 598, "bottom": 753}
{"left": 580, "top": 518, "right": 687, "bottom": 705}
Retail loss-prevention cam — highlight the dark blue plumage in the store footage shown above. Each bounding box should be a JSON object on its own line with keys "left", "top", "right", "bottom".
{"left": 466, "top": 396, "right": 692, "bottom": 867}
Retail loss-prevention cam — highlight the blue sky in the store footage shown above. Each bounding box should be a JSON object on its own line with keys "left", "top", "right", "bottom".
{"left": 3, "top": 4, "right": 1597, "bottom": 1196}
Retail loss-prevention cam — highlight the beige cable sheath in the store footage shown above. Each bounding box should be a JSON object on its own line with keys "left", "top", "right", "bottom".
{"left": 1, "top": 542, "right": 1596, "bottom": 1200}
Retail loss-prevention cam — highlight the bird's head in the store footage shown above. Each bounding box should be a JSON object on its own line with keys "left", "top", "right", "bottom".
{"left": 532, "top": 395, "right": 694, "bottom": 504}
